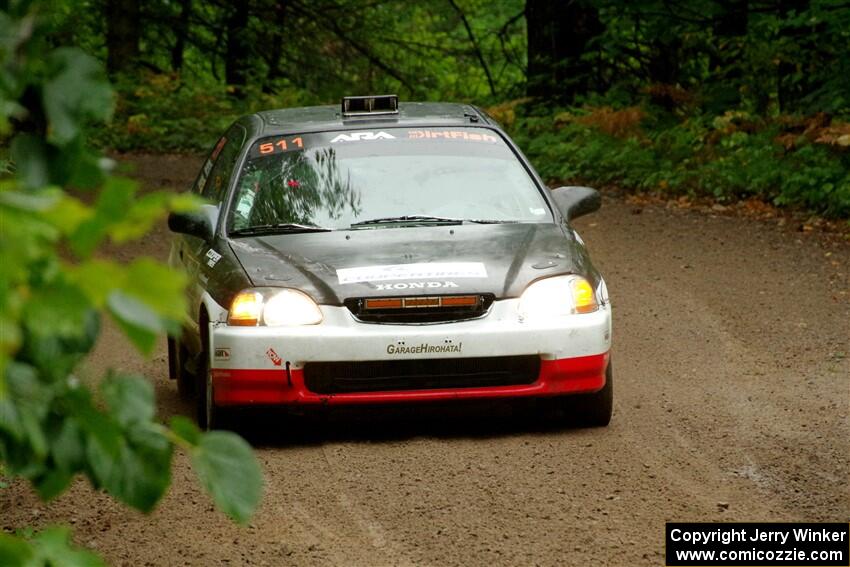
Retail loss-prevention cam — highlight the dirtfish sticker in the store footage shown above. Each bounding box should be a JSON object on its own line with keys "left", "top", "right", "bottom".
{"left": 337, "top": 262, "right": 487, "bottom": 284}
{"left": 205, "top": 248, "right": 222, "bottom": 268}
{"left": 330, "top": 131, "right": 396, "bottom": 143}
{"left": 407, "top": 130, "right": 498, "bottom": 143}
{"left": 214, "top": 347, "right": 230, "bottom": 361}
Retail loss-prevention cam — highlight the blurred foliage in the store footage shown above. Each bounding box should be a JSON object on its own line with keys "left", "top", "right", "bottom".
{"left": 0, "top": 4, "right": 261, "bottom": 566}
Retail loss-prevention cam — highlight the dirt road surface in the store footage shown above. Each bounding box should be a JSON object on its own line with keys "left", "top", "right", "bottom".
{"left": 3, "top": 154, "right": 848, "bottom": 566}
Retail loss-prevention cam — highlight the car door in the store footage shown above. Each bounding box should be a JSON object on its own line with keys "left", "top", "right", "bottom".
{"left": 178, "top": 124, "right": 247, "bottom": 336}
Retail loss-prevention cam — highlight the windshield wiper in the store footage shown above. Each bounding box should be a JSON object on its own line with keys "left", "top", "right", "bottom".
{"left": 464, "top": 219, "right": 520, "bottom": 224}
{"left": 230, "top": 223, "right": 332, "bottom": 236}
{"left": 350, "top": 215, "right": 464, "bottom": 227}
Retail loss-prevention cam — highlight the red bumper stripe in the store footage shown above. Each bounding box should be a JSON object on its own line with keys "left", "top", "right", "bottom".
{"left": 212, "top": 352, "right": 609, "bottom": 406}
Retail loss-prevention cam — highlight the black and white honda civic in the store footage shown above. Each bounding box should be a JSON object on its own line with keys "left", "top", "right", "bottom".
{"left": 167, "top": 95, "right": 613, "bottom": 429}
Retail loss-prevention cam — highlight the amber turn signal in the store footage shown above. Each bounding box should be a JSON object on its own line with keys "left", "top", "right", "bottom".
{"left": 228, "top": 291, "right": 262, "bottom": 326}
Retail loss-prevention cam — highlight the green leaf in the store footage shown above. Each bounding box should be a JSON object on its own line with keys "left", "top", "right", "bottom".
{"left": 191, "top": 431, "right": 262, "bottom": 524}
{"left": 40, "top": 193, "right": 92, "bottom": 235}
{"left": 170, "top": 415, "right": 201, "bottom": 446}
{"left": 10, "top": 134, "right": 50, "bottom": 189}
{"left": 31, "top": 526, "right": 107, "bottom": 567}
{"left": 69, "top": 177, "right": 136, "bottom": 258}
{"left": 108, "top": 192, "right": 169, "bottom": 243}
{"left": 121, "top": 258, "right": 186, "bottom": 328}
{"left": 0, "top": 398, "right": 25, "bottom": 441}
{"left": 0, "top": 187, "right": 62, "bottom": 212}
{"left": 5, "top": 363, "right": 50, "bottom": 459}
{"left": 42, "top": 48, "right": 113, "bottom": 146}
{"left": 0, "top": 533, "right": 32, "bottom": 567}
{"left": 66, "top": 260, "right": 124, "bottom": 308}
{"left": 51, "top": 418, "right": 86, "bottom": 472}
{"left": 86, "top": 423, "right": 172, "bottom": 513}
{"left": 100, "top": 374, "right": 155, "bottom": 427}
{"left": 66, "top": 388, "right": 121, "bottom": 458}
{"left": 106, "top": 290, "right": 161, "bottom": 354}
{"left": 23, "top": 282, "right": 91, "bottom": 339}
{"left": 34, "top": 468, "right": 73, "bottom": 501}
{"left": 169, "top": 193, "right": 205, "bottom": 213}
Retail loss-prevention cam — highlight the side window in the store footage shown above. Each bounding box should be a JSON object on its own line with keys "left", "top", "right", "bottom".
{"left": 192, "top": 136, "right": 226, "bottom": 195}
{"left": 202, "top": 125, "right": 246, "bottom": 203}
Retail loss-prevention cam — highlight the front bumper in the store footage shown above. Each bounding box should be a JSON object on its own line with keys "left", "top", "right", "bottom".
{"left": 209, "top": 298, "right": 612, "bottom": 406}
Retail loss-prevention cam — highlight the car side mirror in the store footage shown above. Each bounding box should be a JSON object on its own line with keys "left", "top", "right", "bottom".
{"left": 168, "top": 204, "right": 219, "bottom": 241}
{"left": 550, "top": 186, "right": 601, "bottom": 221}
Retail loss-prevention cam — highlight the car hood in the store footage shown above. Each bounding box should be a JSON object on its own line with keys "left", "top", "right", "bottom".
{"left": 228, "top": 223, "right": 595, "bottom": 305}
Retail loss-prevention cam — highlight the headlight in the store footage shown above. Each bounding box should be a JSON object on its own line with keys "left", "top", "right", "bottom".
{"left": 228, "top": 288, "right": 323, "bottom": 326}
{"left": 517, "top": 275, "right": 599, "bottom": 321}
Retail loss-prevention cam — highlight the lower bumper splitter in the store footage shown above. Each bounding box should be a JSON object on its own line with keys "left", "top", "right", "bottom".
{"left": 211, "top": 352, "right": 609, "bottom": 406}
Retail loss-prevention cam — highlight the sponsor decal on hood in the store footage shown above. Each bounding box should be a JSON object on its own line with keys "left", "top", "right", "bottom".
{"left": 337, "top": 262, "right": 486, "bottom": 284}
{"left": 375, "top": 281, "right": 459, "bottom": 290}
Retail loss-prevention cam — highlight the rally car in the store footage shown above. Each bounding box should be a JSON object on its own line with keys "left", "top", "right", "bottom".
{"left": 167, "top": 95, "right": 613, "bottom": 430}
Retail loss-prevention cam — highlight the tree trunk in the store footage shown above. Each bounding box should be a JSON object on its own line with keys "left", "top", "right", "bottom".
{"left": 525, "top": 0, "right": 603, "bottom": 101}
{"left": 225, "top": 5, "right": 252, "bottom": 94}
{"left": 709, "top": 0, "right": 749, "bottom": 109}
{"left": 263, "top": 1, "right": 287, "bottom": 92}
{"left": 171, "top": 0, "right": 192, "bottom": 72}
{"left": 105, "top": 0, "right": 140, "bottom": 75}
{"left": 647, "top": 36, "right": 682, "bottom": 85}
{"left": 776, "top": 0, "right": 812, "bottom": 113}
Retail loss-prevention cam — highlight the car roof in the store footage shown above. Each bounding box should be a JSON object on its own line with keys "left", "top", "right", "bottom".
{"left": 251, "top": 102, "right": 496, "bottom": 137}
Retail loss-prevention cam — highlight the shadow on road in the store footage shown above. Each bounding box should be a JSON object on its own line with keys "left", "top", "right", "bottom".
{"left": 215, "top": 400, "right": 603, "bottom": 448}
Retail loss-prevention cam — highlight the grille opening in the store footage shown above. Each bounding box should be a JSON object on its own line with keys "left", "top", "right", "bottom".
{"left": 346, "top": 294, "right": 493, "bottom": 324}
{"left": 304, "top": 356, "right": 540, "bottom": 394}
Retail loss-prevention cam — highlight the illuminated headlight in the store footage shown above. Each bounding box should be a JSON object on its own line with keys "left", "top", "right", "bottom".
{"left": 517, "top": 275, "right": 599, "bottom": 321}
{"left": 228, "top": 288, "right": 323, "bottom": 326}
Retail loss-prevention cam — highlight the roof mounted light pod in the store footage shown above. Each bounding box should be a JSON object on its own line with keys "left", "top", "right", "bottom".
{"left": 341, "top": 94, "right": 399, "bottom": 117}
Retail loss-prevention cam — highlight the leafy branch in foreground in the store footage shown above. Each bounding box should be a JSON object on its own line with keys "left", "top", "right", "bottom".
{"left": 0, "top": 5, "right": 262, "bottom": 565}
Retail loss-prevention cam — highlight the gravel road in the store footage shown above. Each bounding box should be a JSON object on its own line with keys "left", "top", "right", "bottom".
{"left": 3, "top": 154, "right": 848, "bottom": 566}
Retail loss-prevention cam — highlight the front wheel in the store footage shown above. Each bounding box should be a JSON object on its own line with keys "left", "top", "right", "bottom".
{"left": 196, "top": 334, "right": 229, "bottom": 430}
{"left": 167, "top": 336, "right": 195, "bottom": 400}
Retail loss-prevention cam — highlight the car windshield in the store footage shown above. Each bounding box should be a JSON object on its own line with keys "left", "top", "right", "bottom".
{"left": 228, "top": 127, "right": 551, "bottom": 232}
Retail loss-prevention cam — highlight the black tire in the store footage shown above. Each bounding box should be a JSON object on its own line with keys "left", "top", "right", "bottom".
{"left": 195, "top": 327, "right": 232, "bottom": 431}
{"left": 195, "top": 338, "right": 214, "bottom": 430}
{"left": 167, "top": 336, "right": 195, "bottom": 399}
{"left": 167, "top": 336, "right": 179, "bottom": 380}
{"left": 548, "top": 359, "right": 613, "bottom": 428}
{"left": 576, "top": 360, "right": 613, "bottom": 427}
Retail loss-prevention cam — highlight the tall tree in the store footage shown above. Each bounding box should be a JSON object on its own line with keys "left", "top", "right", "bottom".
{"left": 709, "top": 0, "right": 750, "bottom": 110}
{"left": 105, "top": 0, "right": 140, "bottom": 74}
{"left": 776, "top": 0, "right": 815, "bottom": 112}
{"left": 171, "top": 0, "right": 192, "bottom": 72}
{"left": 525, "top": 0, "right": 604, "bottom": 101}
{"left": 225, "top": 3, "right": 252, "bottom": 92}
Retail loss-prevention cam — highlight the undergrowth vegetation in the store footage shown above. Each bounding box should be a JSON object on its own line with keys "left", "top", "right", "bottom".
{"left": 94, "top": 73, "right": 316, "bottom": 152}
{"left": 500, "top": 102, "right": 850, "bottom": 219}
